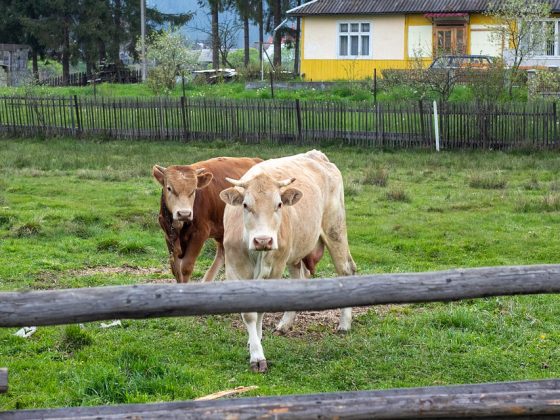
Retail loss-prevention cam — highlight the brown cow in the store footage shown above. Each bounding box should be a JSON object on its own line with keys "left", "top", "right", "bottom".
{"left": 153, "top": 157, "right": 262, "bottom": 283}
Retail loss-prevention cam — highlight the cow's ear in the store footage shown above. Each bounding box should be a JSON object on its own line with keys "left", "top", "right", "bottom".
{"left": 197, "top": 172, "right": 213, "bottom": 189}
{"left": 220, "top": 188, "right": 244, "bottom": 206}
{"left": 281, "top": 188, "right": 303, "bottom": 206}
{"left": 152, "top": 165, "right": 166, "bottom": 186}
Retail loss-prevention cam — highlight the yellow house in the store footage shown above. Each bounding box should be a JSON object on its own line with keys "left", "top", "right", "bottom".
{"left": 287, "top": 0, "right": 509, "bottom": 81}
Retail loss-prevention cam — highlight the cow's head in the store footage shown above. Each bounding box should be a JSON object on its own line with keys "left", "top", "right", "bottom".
{"left": 220, "top": 173, "right": 303, "bottom": 251}
{"left": 152, "top": 165, "right": 213, "bottom": 228}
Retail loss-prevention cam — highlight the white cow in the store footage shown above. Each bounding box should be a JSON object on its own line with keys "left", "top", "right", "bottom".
{"left": 220, "top": 150, "right": 356, "bottom": 372}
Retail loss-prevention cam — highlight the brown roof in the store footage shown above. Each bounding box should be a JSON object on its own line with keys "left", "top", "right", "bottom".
{"left": 0, "top": 44, "right": 30, "bottom": 52}
{"left": 287, "top": 0, "right": 560, "bottom": 16}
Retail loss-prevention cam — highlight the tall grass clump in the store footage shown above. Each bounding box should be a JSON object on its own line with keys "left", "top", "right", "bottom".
{"left": 515, "top": 193, "right": 560, "bottom": 213}
{"left": 468, "top": 173, "right": 507, "bottom": 189}
{"left": 386, "top": 189, "right": 411, "bottom": 203}
{"left": 59, "top": 325, "right": 93, "bottom": 354}
{"left": 362, "top": 167, "right": 389, "bottom": 187}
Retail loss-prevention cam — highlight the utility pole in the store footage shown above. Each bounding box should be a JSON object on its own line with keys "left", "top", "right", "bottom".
{"left": 141, "top": 0, "right": 147, "bottom": 81}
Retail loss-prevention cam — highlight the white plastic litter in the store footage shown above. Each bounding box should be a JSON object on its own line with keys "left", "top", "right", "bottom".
{"left": 14, "top": 326, "right": 37, "bottom": 338}
{"left": 100, "top": 320, "right": 122, "bottom": 329}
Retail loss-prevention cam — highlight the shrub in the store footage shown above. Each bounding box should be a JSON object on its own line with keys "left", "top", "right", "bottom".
{"left": 528, "top": 69, "right": 560, "bottom": 100}
{"left": 237, "top": 62, "right": 263, "bottom": 81}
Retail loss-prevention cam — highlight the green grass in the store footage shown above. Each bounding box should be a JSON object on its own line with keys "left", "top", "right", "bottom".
{"left": 0, "top": 81, "right": 529, "bottom": 103}
{"left": 1, "top": 138, "right": 560, "bottom": 410}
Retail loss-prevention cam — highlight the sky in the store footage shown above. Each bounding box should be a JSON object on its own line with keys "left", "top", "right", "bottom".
{"left": 149, "top": 0, "right": 261, "bottom": 48}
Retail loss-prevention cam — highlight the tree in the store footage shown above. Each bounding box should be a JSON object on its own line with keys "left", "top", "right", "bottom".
{"left": 486, "top": 0, "right": 552, "bottom": 95}
{"left": 195, "top": 14, "right": 241, "bottom": 67}
{"left": 139, "top": 29, "right": 198, "bottom": 94}
{"left": 198, "top": 0, "right": 228, "bottom": 69}
{"left": 271, "top": 0, "right": 282, "bottom": 66}
{"left": 235, "top": 0, "right": 258, "bottom": 67}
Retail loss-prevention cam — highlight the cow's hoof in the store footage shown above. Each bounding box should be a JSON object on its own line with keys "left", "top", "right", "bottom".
{"left": 336, "top": 327, "right": 350, "bottom": 335}
{"left": 274, "top": 326, "right": 289, "bottom": 336}
{"left": 250, "top": 360, "right": 268, "bottom": 373}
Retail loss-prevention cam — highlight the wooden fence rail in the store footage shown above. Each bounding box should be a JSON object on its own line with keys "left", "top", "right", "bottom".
{"left": 1, "top": 265, "right": 559, "bottom": 327}
{"left": 0, "top": 95, "right": 559, "bottom": 149}
{"left": 2, "top": 265, "right": 560, "bottom": 418}
{"left": 3, "top": 379, "right": 560, "bottom": 419}
{"left": 0, "top": 368, "right": 7, "bottom": 394}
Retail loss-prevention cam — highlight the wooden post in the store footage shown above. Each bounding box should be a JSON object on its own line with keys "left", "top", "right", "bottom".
{"left": 418, "top": 100, "right": 425, "bottom": 147}
{"left": 73, "top": 95, "right": 81, "bottom": 135}
{"left": 553, "top": 101, "right": 557, "bottom": 146}
{"left": 269, "top": 71, "right": 274, "bottom": 99}
{"left": 180, "top": 96, "right": 188, "bottom": 141}
{"left": 373, "top": 68, "right": 377, "bottom": 103}
{"left": 295, "top": 99, "right": 302, "bottom": 143}
{"left": 0, "top": 368, "right": 7, "bottom": 394}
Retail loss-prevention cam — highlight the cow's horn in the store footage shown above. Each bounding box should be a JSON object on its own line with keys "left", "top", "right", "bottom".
{"left": 276, "top": 177, "right": 296, "bottom": 187}
{"left": 195, "top": 168, "right": 206, "bottom": 174}
{"left": 225, "top": 177, "right": 247, "bottom": 188}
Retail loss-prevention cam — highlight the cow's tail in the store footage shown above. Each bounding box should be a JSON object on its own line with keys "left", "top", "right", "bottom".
{"left": 305, "top": 149, "right": 330, "bottom": 163}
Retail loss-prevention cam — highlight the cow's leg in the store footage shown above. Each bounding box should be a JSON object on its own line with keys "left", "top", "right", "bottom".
{"left": 257, "top": 312, "right": 264, "bottom": 340}
{"left": 275, "top": 263, "right": 306, "bottom": 333}
{"left": 225, "top": 255, "right": 267, "bottom": 372}
{"left": 201, "top": 241, "right": 225, "bottom": 282}
{"left": 242, "top": 312, "right": 267, "bottom": 373}
{"left": 177, "top": 230, "right": 208, "bottom": 283}
{"left": 322, "top": 218, "right": 357, "bottom": 333}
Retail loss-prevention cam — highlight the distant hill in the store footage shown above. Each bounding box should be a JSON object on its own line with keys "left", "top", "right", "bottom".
{"left": 150, "top": 0, "right": 260, "bottom": 48}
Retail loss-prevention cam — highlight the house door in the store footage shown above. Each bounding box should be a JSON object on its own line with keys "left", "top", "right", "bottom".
{"left": 434, "top": 26, "right": 466, "bottom": 55}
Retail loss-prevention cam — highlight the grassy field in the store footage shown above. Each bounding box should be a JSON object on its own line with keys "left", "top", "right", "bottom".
{"left": 1, "top": 138, "right": 560, "bottom": 410}
{"left": 0, "top": 81, "right": 528, "bottom": 103}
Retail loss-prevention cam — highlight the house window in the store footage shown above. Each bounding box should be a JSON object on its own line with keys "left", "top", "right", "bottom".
{"left": 534, "top": 20, "right": 560, "bottom": 57}
{"left": 339, "top": 22, "right": 371, "bottom": 58}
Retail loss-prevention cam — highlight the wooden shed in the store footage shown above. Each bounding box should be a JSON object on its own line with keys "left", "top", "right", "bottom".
{"left": 0, "top": 43, "right": 30, "bottom": 86}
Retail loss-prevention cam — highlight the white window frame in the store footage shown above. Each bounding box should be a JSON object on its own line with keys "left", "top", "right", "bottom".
{"left": 337, "top": 21, "right": 372, "bottom": 59}
{"left": 532, "top": 18, "right": 560, "bottom": 58}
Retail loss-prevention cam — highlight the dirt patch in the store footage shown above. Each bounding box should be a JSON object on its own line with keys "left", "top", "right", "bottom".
{"left": 67, "top": 264, "right": 169, "bottom": 277}
{"left": 230, "top": 307, "right": 373, "bottom": 338}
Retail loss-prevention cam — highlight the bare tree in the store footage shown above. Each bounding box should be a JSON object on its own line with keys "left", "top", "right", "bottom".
{"left": 195, "top": 14, "right": 242, "bottom": 68}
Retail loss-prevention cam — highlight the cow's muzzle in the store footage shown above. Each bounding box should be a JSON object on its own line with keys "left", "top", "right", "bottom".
{"left": 253, "top": 236, "right": 274, "bottom": 251}
{"left": 175, "top": 210, "right": 193, "bottom": 222}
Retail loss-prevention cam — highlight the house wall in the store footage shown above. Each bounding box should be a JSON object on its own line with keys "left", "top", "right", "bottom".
{"left": 301, "top": 15, "right": 408, "bottom": 80}
{"left": 300, "top": 13, "right": 505, "bottom": 81}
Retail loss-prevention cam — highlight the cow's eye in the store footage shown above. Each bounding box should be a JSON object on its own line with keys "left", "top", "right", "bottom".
{"left": 243, "top": 203, "right": 248, "bottom": 209}
{"left": 277, "top": 202, "right": 282, "bottom": 210}
{"left": 167, "top": 186, "right": 172, "bottom": 192}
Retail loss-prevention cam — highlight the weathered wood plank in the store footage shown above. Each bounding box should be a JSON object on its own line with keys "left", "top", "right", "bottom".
{"left": 1, "top": 265, "right": 560, "bottom": 327}
{"left": 3, "top": 380, "right": 560, "bottom": 419}
{"left": 0, "top": 368, "right": 7, "bottom": 394}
